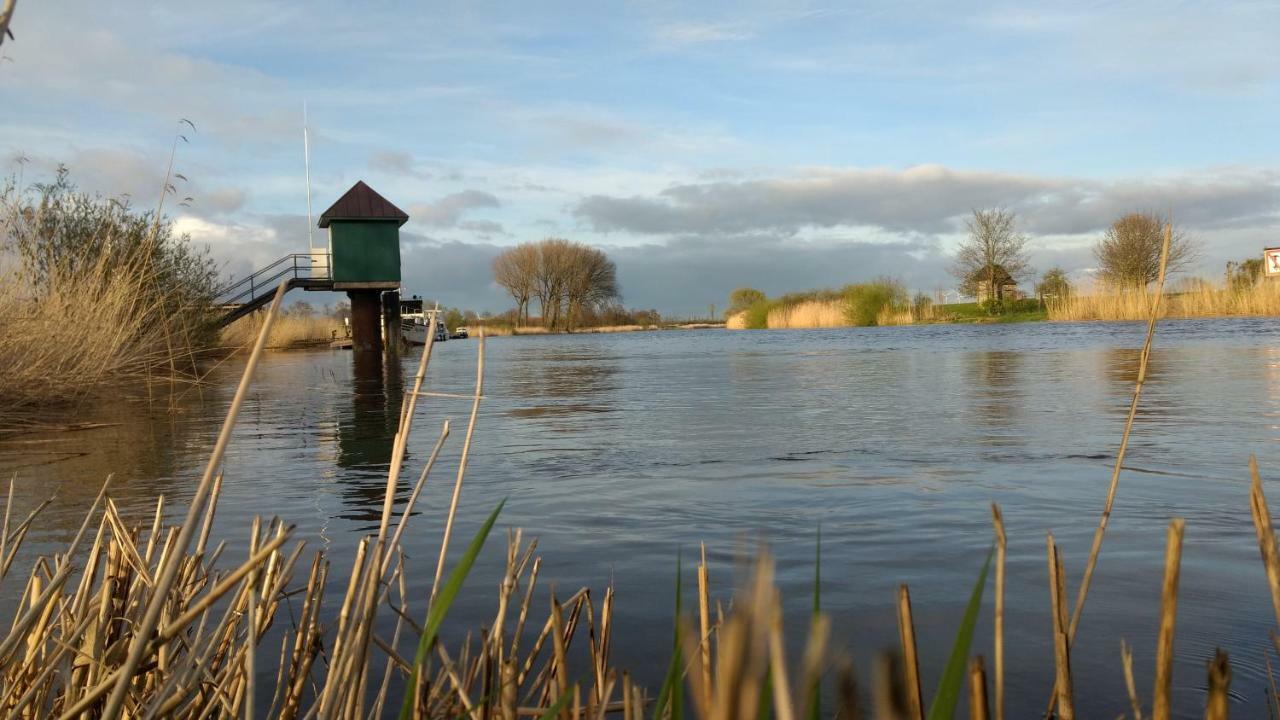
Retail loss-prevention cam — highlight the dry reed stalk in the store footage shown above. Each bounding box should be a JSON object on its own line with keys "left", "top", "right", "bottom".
{"left": 895, "top": 585, "right": 924, "bottom": 720}
{"left": 1037, "top": 223, "right": 1174, "bottom": 718}
{"left": 873, "top": 651, "right": 909, "bottom": 720}
{"left": 1046, "top": 535, "right": 1075, "bottom": 720}
{"left": 431, "top": 330, "right": 486, "bottom": 603}
{"left": 1250, "top": 455, "right": 1280, "bottom": 628}
{"left": 1152, "top": 518, "right": 1186, "bottom": 720}
{"left": 0, "top": 0, "right": 16, "bottom": 51}
{"left": 1067, "top": 223, "right": 1172, "bottom": 640}
{"left": 698, "top": 543, "right": 713, "bottom": 712}
{"left": 990, "top": 503, "right": 1006, "bottom": 720}
{"left": 1205, "top": 650, "right": 1230, "bottom": 720}
{"left": 967, "top": 656, "right": 988, "bottom": 720}
{"left": 1121, "top": 639, "right": 1143, "bottom": 720}
{"left": 377, "top": 307, "right": 439, "bottom": 549}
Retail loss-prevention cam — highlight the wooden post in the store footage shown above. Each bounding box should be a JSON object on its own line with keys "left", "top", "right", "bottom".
{"left": 348, "top": 290, "right": 383, "bottom": 355}
{"left": 382, "top": 290, "right": 401, "bottom": 355}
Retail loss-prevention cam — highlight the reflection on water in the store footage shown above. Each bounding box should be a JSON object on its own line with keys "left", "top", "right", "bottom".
{"left": 504, "top": 345, "right": 619, "bottom": 430}
{"left": 6, "top": 319, "right": 1280, "bottom": 717}
{"left": 334, "top": 352, "right": 405, "bottom": 525}
{"left": 964, "top": 350, "right": 1025, "bottom": 446}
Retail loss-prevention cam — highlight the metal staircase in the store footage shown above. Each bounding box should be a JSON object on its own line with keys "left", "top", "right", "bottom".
{"left": 213, "top": 253, "right": 334, "bottom": 327}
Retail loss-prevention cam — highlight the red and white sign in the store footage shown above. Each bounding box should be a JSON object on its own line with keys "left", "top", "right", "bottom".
{"left": 1267, "top": 248, "right": 1280, "bottom": 277}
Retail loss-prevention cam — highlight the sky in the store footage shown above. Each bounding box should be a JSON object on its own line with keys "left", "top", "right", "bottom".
{"left": 3, "top": 0, "right": 1279, "bottom": 315}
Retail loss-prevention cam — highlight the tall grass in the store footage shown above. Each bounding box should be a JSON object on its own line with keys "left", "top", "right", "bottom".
{"left": 766, "top": 301, "right": 847, "bottom": 329}
{"left": 0, "top": 171, "right": 217, "bottom": 421}
{"left": 1048, "top": 280, "right": 1280, "bottom": 321}
{"left": 0, "top": 253, "right": 203, "bottom": 421}
{"left": 221, "top": 311, "right": 345, "bottom": 349}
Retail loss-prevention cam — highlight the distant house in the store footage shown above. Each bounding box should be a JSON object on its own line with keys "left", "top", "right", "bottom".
{"left": 968, "top": 265, "right": 1021, "bottom": 304}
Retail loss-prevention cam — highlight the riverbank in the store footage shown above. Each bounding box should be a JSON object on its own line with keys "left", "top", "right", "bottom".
{"left": 219, "top": 319, "right": 727, "bottom": 348}
{"left": 727, "top": 282, "right": 1280, "bottom": 329}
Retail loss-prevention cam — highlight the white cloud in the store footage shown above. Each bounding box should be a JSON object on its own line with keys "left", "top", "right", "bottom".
{"left": 653, "top": 21, "right": 755, "bottom": 47}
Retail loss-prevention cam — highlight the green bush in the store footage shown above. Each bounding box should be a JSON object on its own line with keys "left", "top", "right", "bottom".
{"left": 841, "top": 278, "right": 908, "bottom": 326}
{"left": 741, "top": 298, "right": 775, "bottom": 329}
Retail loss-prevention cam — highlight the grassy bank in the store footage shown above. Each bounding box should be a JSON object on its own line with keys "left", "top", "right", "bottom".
{"left": 939, "top": 299, "right": 1047, "bottom": 323}
{"left": 1, "top": 281, "right": 1276, "bottom": 718}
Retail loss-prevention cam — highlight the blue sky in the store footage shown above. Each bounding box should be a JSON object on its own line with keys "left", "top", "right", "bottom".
{"left": 3, "top": 1, "right": 1278, "bottom": 314}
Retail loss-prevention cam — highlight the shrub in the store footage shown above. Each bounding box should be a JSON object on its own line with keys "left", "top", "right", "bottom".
{"left": 842, "top": 278, "right": 908, "bottom": 326}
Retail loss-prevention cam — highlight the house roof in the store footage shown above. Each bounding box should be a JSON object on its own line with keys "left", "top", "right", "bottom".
{"left": 318, "top": 181, "right": 409, "bottom": 228}
{"left": 967, "top": 264, "right": 1017, "bottom": 285}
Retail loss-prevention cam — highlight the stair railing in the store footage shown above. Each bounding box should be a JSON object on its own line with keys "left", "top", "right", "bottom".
{"left": 215, "top": 253, "right": 331, "bottom": 308}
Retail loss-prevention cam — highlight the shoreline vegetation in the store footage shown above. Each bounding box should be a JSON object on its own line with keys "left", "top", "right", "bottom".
{"left": 725, "top": 279, "right": 1280, "bottom": 330}
{"left": 8, "top": 265, "right": 1280, "bottom": 718}
{"left": 0, "top": 171, "right": 219, "bottom": 425}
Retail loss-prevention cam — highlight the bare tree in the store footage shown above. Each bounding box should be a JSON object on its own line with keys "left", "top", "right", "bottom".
{"left": 563, "top": 245, "right": 619, "bottom": 330}
{"left": 951, "top": 208, "right": 1031, "bottom": 306}
{"left": 534, "top": 238, "right": 572, "bottom": 328}
{"left": 491, "top": 243, "right": 538, "bottom": 325}
{"left": 1094, "top": 212, "right": 1194, "bottom": 287}
{"left": 493, "top": 238, "right": 620, "bottom": 330}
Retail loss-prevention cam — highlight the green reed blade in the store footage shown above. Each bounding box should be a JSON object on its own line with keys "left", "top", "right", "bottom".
{"left": 400, "top": 498, "right": 506, "bottom": 720}
{"left": 535, "top": 683, "right": 576, "bottom": 720}
{"left": 653, "top": 549, "right": 684, "bottom": 720}
{"left": 807, "top": 524, "right": 822, "bottom": 720}
{"left": 926, "top": 545, "right": 993, "bottom": 720}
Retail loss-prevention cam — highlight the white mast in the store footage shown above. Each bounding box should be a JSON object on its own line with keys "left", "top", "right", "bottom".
{"left": 304, "top": 101, "right": 316, "bottom": 257}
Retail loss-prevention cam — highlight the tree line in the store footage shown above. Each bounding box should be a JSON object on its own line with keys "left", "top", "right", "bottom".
{"left": 726, "top": 206, "right": 1257, "bottom": 322}
{"left": 491, "top": 238, "right": 626, "bottom": 330}
{"left": 950, "top": 208, "right": 1200, "bottom": 308}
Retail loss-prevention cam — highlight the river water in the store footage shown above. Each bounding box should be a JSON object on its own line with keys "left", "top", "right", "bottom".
{"left": 4, "top": 319, "right": 1280, "bottom": 717}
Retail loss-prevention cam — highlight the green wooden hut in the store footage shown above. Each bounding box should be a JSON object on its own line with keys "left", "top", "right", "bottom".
{"left": 318, "top": 181, "right": 408, "bottom": 289}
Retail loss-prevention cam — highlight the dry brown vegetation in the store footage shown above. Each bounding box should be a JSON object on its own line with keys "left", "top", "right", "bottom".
{"left": 1048, "top": 280, "right": 1280, "bottom": 321}
{"left": 220, "top": 311, "right": 345, "bottom": 349}
{"left": 476, "top": 323, "right": 658, "bottom": 337}
{"left": 766, "top": 300, "right": 847, "bottom": 329}
{"left": 0, "top": 170, "right": 218, "bottom": 423}
{"left": 0, "top": 257, "right": 198, "bottom": 420}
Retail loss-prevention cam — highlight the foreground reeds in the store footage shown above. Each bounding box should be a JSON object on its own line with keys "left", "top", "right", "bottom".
{"left": 6, "top": 226, "right": 1280, "bottom": 718}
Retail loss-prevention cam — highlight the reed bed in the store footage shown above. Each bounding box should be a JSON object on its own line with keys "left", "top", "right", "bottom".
{"left": 0, "top": 171, "right": 217, "bottom": 423}
{"left": 7, "top": 227, "right": 1280, "bottom": 718}
{"left": 766, "top": 301, "right": 848, "bottom": 329}
{"left": 221, "top": 312, "right": 345, "bottom": 349}
{"left": 1048, "top": 280, "right": 1280, "bottom": 321}
{"left": 478, "top": 324, "right": 657, "bottom": 337}
{"left": 0, "top": 255, "right": 205, "bottom": 421}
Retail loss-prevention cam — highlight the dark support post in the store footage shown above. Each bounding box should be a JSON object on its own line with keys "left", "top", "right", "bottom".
{"left": 382, "top": 290, "right": 401, "bottom": 355}
{"left": 348, "top": 290, "right": 384, "bottom": 355}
